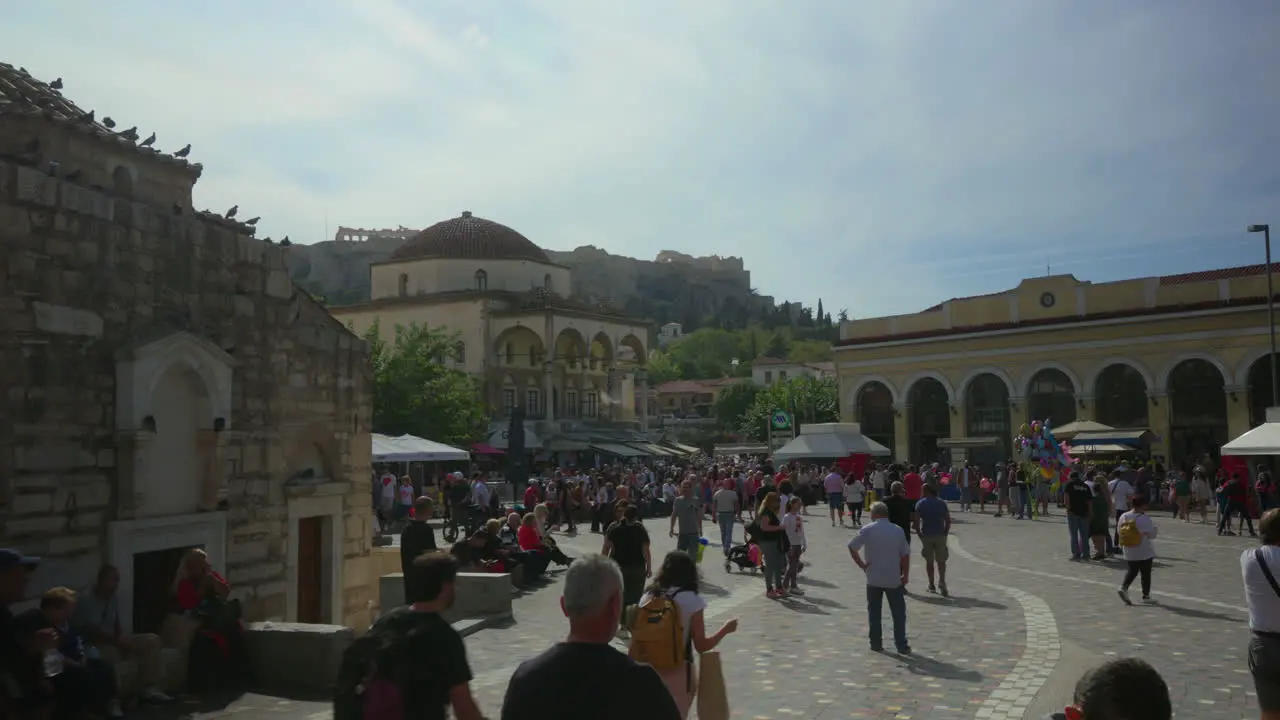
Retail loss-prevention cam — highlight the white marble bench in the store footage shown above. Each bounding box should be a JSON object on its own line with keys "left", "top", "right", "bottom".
{"left": 378, "top": 571, "right": 514, "bottom": 623}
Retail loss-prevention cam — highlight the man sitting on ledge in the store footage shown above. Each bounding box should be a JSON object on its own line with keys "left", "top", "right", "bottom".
{"left": 75, "top": 565, "right": 173, "bottom": 706}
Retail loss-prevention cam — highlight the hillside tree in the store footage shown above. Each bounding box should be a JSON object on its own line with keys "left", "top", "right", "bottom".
{"left": 363, "top": 320, "right": 487, "bottom": 447}
{"left": 712, "top": 382, "right": 760, "bottom": 430}
{"left": 740, "top": 376, "right": 840, "bottom": 441}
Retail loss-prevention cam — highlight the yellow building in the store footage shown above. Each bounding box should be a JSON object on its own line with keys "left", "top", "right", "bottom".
{"left": 835, "top": 263, "right": 1280, "bottom": 470}
{"left": 330, "top": 212, "right": 652, "bottom": 448}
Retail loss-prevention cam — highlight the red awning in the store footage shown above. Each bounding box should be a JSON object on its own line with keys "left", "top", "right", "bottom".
{"left": 471, "top": 443, "right": 505, "bottom": 455}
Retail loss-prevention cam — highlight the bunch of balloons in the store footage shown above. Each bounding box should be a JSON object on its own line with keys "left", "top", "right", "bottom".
{"left": 1016, "top": 419, "right": 1073, "bottom": 481}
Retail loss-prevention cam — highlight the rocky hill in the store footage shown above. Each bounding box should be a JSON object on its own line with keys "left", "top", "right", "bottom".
{"left": 287, "top": 229, "right": 803, "bottom": 329}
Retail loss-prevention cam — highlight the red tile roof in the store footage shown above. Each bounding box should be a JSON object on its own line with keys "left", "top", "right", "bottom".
{"left": 835, "top": 295, "right": 1270, "bottom": 348}
{"left": 1159, "top": 262, "right": 1280, "bottom": 286}
{"left": 654, "top": 380, "right": 715, "bottom": 394}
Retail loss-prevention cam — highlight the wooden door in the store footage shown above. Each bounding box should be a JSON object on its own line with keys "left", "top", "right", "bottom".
{"left": 297, "top": 517, "right": 323, "bottom": 624}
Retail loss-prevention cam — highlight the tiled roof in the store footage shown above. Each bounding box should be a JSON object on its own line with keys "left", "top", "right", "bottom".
{"left": 1159, "top": 262, "right": 1280, "bottom": 286}
{"left": 919, "top": 262, "right": 1279, "bottom": 313}
{"left": 752, "top": 356, "right": 791, "bottom": 366}
{"left": 390, "top": 212, "right": 549, "bottom": 263}
{"left": 0, "top": 62, "right": 202, "bottom": 176}
{"left": 654, "top": 380, "right": 715, "bottom": 394}
{"left": 835, "top": 295, "right": 1271, "bottom": 348}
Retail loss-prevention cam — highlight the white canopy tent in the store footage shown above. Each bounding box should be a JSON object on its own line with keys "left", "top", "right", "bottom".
{"left": 371, "top": 433, "right": 469, "bottom": 463}
{"left": 772, "top": 422, "right": 891, "bottom": 462}
{"left": 1222, "top": 408, "right": 1280, "bottom": 456}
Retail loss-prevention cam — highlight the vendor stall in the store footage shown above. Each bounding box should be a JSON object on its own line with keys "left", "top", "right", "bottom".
{"left": 772, "top": 423, "right": 891, "bottom": 463}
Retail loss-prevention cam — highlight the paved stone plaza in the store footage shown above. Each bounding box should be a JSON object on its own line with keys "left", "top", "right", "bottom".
{"left": 172, "top": 506, "right": 1259, "bottom": 719}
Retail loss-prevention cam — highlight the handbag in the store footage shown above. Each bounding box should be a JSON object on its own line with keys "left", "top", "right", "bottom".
{"left": 696, "top": 651, "right": 730, "bottom": 720}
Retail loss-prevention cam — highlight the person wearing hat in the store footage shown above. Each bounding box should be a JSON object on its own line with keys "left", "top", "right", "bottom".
{"left": 0, "top": 548, "right": 52, "bottom": 719}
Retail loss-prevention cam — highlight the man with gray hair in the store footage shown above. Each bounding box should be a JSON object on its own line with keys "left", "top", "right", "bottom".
{"left": 848, "top": 501, "right": 912, "bottom": 654}
{"left": 501, "top": 554, "right": 680, "bottom": 719}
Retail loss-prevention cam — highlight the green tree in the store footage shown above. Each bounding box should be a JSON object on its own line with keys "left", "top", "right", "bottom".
{"left": 788, "top": 339, "right": 833, "bottom": 364}
{"left": 712, "top": 381, "right": 760, "bottom": 430}
{"left": 763, "top": 331, "right": 789, "bottom": 359}
{"left": 645, "top": 350, "right": 680, "bottom": 384}
{"left": 740, "top": 376, "right": 840, "bottom": 441}
{"left": 363, "top": 320, "right": 487, "bottom": 447}
{"left": 816, "top": 298, "right": 825, "bottom": 326}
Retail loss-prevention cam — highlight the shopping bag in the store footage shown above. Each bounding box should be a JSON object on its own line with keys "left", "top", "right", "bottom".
{"left": 696, "top": 651, "right": 729, "bottom": 720}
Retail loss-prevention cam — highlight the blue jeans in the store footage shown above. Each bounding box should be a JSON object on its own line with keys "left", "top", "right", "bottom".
{"left": 1067, "top": 513, "right": 1089, "bottom": 558}
{"left": 717, "top": 512, "right": 735, "bottom": 556}
{"left": 1014, "top": 485, "right": 1031, "bottom": 516}
{"left": 677, "top": 532, "right": 700, "bottom": 559}
{"left": 866, "top": 585, "right": 908, "bottom": 650}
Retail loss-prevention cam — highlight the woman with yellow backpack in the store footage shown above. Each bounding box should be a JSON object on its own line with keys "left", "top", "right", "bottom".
{"left": 1117, "top": 494, "right": 1159, "bottom": 605}
{"left": 629, "top": 551, "right": 739, "bottom": 718}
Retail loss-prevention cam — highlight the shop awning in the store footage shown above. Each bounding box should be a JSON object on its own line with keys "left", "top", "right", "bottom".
{"left": 372, "top": 434, "right": 469, "bottom": 462}
{"left": 591, "top": 442, "right": 648, "bottom": 458}
{"left": 1222, "top": 412, "right": 1280, "bottom": 455}
{"left": 548, "top": 439, "right": 591, "bottom": 452}
{"left": 1051, "top": 420, "right": 1115, "bottom": 439}
{"left": 937, "top": 436, "right": 1001, "bottom": 449}
{"left": 486, "top": 425, "right": 542, "bottom": 450}
{"left": 631, "top": 442, "right": 673, "bottom": 456}
{"left": 714, "top": 443, "right": 770, "bottom": 455}
{"left": 1070, "top": 429, "right": 1156, "bottom": 446}
{"left": 671, "top": 443, "right": 700, "bottom": 455}
{"left": 1071, "top": 443, "right": 1135, "bottom": 456}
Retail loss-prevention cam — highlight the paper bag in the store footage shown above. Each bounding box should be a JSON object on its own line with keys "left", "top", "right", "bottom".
{"left": 696, "top": 651, "right": 729, "bottom": 720}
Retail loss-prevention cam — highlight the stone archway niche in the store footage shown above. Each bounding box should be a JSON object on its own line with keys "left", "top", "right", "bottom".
{"left": 109, "top": 332, "right": 235, "bottom": 633}
{"left": 115, "top": 331, "right": 235, "bottom": 517}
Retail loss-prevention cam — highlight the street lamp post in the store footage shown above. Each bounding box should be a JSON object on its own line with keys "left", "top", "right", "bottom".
{"left": 1249, "top": 224, "right": 1276, "bottom": 407}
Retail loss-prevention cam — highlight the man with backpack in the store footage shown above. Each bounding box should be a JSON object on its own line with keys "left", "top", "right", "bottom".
{"left": 334, "top": 551, "right": 484, "bottom": 720}
{"left": 501, "top": 554, "right": 679, "bottom": 719}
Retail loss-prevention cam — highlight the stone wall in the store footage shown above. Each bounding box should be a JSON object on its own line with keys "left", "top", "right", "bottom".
{"left": 0, "top": 122, "right": 376, "bottom": 628}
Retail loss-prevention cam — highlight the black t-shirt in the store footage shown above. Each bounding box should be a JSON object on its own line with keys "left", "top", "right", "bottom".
{"left": 755, "top": 484, "right": 776, "bottom": 505}
{"left": 885, "top": 495, "right": 915, "bottom": 533}
{"left": 448, "top": 483, "right": 470, "bottom": 504}
{"left": 1065, "top": 480, "right": 1093, "bottom": 517}
{"left": 379, "top": 608, "right": 472, "bottom": 720}
{"left": 400, "top": 521, "right": 438, "bottom": 572}
{"left": 606, "top": 521, "right": 649, "bottom": 568}
{"left": 0, "top": 604, "right": 40, "bottom": 701}
{"left": 756, "top": 509, "right": 783, "bottom": 541}
{"left": 500, "top": 642, "right": 680, "bottom": 720}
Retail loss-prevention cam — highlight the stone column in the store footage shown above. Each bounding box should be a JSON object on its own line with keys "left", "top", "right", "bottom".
{"left": 892, "top": 404, "right": 909, "bottom": 462}
{"left": 543, "top": 362, "right": 556, "bottom": 422}
{"left": 1008, "top": 396, "right": 1026, "bottom": 446}
{"left": 1076, "top": 396, "right": 1095, "bottom": 422}
{"left": 115, "top": 430, "right": 154, "bottom": 518}
{"left": 637, "top": 368, "right": 649, "bottom": 433}
{"left": 1226, "top": 385, "right": 1251, "bottom": 440}
{"left": 196, "top": 429, "right": 224, "bottom": 511}
{"left": 1147, "top": 392, "right": 1171, "bottom": 463}
{"left": 607, "top": 365, "right": 618, "bottom": 422}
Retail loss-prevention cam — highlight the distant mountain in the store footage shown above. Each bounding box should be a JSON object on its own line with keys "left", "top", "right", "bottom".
{"left": 287, "top": 229, "right": 824, "bottom": 331}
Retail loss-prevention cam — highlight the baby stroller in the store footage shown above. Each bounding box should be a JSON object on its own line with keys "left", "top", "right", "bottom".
{"left": 725, "top": 543, "right": 759, "bottom": 573}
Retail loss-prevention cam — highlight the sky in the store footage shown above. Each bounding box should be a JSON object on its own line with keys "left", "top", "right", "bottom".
{"left": 5, "top": 1, "right": 1280, "bottom": 319}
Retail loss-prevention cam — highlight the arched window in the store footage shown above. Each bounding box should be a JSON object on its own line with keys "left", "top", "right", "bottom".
{"left": 1248, "top": 353, "right": 1280, "bottom": 428}
{"left": 907, "top": 378, "right": 951, "bottom": 464}
{"left": 398, "top": 273, "right": 408, "bottom": 297}
{"left": 111, "top": 166, "right": 134, "bottom": 198}
{"left": 474, "top": 269, "right": 488, "bottom": 291}
{"left": 965, "top": 374, "right": 1011, "bottom": 470}
{"left": 1168, "top": 358, "right": 1228, "bottom": 466}
{"left": 856, "top": 382, "right": 896, "bottom": 458}
{"left": 1094, "top": 364, "right": 1148, "bottom": 428}
{"left": 454, "top": 342, "right": 465, "bottom": 364}
{"left": 1026, "top": 368, "right": 1076, "bottom": 425}
{"left": 544, "top": 273, "right": 552, "bottom": 291}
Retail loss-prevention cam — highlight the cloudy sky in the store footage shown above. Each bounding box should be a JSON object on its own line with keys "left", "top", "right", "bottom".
{"left": 6, "top": 1, "right": 1279, "bottom": 318}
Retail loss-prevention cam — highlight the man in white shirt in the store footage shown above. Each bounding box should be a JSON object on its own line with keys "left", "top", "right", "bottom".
{"left": 472, "top": 476, "right": 491, "bottom": 509}
{"left": 958, "top": 464, "right": 972, "bottom": 512}
{"left": 847, "top": 502, "right": 911, "bottom": 654}
{"left": 871, "top": 465, "right": 888, "bottom": 502}
{"left": 1108, "top": 472, "right": 1135, "bottom": 554}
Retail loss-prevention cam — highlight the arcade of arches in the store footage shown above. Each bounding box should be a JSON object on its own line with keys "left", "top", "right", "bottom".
{"left": 849, "top": 352, "right": 1278, "bottom": 472}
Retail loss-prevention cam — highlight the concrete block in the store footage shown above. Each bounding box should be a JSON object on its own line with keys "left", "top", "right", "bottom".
{"left": 244, "top": 621, "right": 355, "bottom": 697}
{"left": 378, "top": 572, "right": 513, "bottom": 624}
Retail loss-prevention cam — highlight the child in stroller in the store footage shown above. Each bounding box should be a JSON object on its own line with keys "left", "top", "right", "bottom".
{"left": 726, "top": 522, "right": 762, "bottom": 573}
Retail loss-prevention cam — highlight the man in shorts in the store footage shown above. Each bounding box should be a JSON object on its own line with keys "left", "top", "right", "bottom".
{"left": 823, "top": 466, "right": 846, "bottom": 527}
{"left": 912, "top": 484, "right": 951, "bottom": 596}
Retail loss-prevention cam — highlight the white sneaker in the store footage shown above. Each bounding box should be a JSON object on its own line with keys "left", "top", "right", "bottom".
{"left": 141, "top": 687, "right": 174, "bottom": 703}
